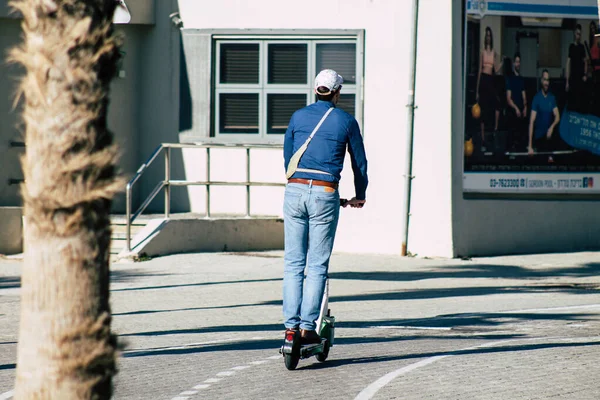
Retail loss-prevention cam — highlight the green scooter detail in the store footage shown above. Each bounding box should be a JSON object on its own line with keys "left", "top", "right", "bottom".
{"left": 279, "top": 279, "right": 335, "bottom": 370}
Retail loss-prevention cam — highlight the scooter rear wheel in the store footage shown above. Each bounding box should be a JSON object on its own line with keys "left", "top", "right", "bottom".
{"left": 284, "top": 353, "right": 300, "bottom": 370}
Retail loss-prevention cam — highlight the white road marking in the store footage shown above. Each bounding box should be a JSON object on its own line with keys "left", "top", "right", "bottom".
{"left": 267, "top": 355, "right": 280, "bottom": 360}
{"left": 193, "top": 384, "right": 211, "bottom": 390}
{"left": 250, "top": 360, "right": 269, "bottom": 365}
{"left": 354, "top": 336, "right": 600, "bottom": 400}
{"left": 373, "top": 326, "right": 452, "bottom": 331}
{"left": 355, "top": 356, "right": 448, "bottom": 400}
{"left": 0, "top": 390, "right": 14, "bottom": 400}
{"left": 166, "top": 340, "right": 280, "bottom": 399}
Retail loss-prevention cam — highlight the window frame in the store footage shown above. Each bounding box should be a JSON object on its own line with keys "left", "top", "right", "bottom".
{"left": 264, "top": 90, "right": 312, "bottom": 135}
{"left": 264, "top": 40, "right": 312, "bottom": 87}
{"left": 212, "top": 32, "right": 364, "bottom": 143}
{"left": 215, "top": 88, "right": 262, "bottom": 136}
{"left": 216, "top": 40, "right": 262, "bottom": 88}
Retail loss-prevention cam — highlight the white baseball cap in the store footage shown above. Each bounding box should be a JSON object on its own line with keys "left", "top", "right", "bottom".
{"left": 314, "top": 69, "right": 344, "bottom": 94}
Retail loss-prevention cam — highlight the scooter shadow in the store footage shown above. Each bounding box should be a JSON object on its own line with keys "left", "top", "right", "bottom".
{"left": 295, "top": 339, "right": 600, "bottom": 370}
{"left": 295, "top": 354, "right": 403, "bottom": 370}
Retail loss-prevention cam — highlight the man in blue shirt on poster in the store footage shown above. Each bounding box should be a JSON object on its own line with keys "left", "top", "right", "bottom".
{"left": 506, "top": 52, "right": 528, "bottom": 151}
{"left": 528, "top": 69, "right": 560, "bottom": 163}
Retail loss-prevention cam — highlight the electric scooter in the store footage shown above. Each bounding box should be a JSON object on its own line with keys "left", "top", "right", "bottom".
{"left": 280, "top": 279, "right": 335, "bottom": 370}
{"left": 279, "top": 197, "right": 358, "bottom": 370}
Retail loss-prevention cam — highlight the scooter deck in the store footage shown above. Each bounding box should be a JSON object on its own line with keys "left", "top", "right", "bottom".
{"left": 300, "top": 338, "right": 328, "bottom": 359}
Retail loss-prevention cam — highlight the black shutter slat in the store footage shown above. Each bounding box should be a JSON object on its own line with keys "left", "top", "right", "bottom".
{"left": 337, "top": 94, "right": 356, "bottom": 117}
{"left": 316, "top": 44, "right": 357, "bottom": 84}
{"left": 220, "top": 44, "right": 260, "bottom": 84}
{"left": 219, "top": 93, "right": 259, "bottom": 134}
{"left": 267, "top": 94, "right": 306, "bottom": 134}
{"left": 268, "top": 44, "right": 308, "bottom": 84}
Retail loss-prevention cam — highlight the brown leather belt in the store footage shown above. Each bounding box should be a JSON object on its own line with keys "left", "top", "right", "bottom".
{"left": 288, "top": 178, "right": 338, "bottom": 189}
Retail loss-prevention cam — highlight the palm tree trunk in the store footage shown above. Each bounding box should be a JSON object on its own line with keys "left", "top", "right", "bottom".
{"left": 9, "top": 0, "right": 123, "bottom": 398}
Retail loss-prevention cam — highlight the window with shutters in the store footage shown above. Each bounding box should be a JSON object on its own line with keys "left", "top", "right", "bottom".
{"left": 213, "top": 38, "right": 361, "bottom": 140}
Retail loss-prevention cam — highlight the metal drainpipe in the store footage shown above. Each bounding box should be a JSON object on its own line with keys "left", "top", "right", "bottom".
{"left": 401, "top": 0, "right": 420, "bottom": 256}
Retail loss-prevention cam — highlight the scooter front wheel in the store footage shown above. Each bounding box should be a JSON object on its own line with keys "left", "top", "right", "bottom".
{"left": 284, "top": 353, "right": 300, "bottom": 370}
{"left": 315, "top": 344, "right": 329, "bottom": 362}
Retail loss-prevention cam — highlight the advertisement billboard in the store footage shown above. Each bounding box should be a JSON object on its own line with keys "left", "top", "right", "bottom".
{"left": 463, "top": 0, "right": 600, "bottom": 194}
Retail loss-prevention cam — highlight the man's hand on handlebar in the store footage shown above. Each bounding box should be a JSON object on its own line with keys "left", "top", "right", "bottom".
{"left": 340, "top": 197, "right": 366, "bottom": 208}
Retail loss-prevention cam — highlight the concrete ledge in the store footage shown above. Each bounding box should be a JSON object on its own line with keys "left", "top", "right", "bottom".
{"left": 0, "top": 207, "right": 23, "bottom": 255}
{"left": 119, "top": 217, "right": 284, "bottom": 258}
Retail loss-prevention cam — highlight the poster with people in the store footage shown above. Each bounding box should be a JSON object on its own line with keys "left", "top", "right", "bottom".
{"left": 463, "top": 0, "right": 600, "bottom": 194}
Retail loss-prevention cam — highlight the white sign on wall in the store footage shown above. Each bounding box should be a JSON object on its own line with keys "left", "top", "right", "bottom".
{"left": 466, "top": 0, "right": 598, "bottom": 19}
{"left": 462, "top": 0, "right": 600, "bottom": 195}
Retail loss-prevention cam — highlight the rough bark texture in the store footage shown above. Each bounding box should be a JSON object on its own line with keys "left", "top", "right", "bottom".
{"left": 9, "top": 0, "right": 123, "bottom": 398}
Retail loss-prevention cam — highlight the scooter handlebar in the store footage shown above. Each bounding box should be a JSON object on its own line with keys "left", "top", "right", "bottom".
{"left": 340, "top": 198, "right": 365, "bottom": 209}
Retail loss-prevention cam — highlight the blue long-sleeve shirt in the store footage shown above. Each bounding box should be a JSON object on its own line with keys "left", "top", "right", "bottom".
{"left": 284, "top": 100, "right": 369, "bottom": 200}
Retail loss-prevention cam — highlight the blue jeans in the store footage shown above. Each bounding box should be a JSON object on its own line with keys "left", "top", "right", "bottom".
{"left": 283, "top": 182, "right": 340, "bottom": 331}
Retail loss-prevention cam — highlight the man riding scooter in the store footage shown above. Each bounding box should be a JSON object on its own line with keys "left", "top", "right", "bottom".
{"left": 282, "top": 69, "right": 369, "bottom": 349}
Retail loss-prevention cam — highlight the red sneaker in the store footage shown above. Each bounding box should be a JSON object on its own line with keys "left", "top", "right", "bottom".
{"left": 300, "top": 329, "right": 321, "bottom": 345}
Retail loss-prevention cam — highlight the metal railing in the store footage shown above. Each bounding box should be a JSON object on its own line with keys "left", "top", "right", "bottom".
{"left": 125, "top": 142, "right": 285, "bottom": 252}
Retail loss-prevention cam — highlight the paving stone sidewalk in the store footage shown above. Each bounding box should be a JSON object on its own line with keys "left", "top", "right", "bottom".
{"left": 1, "top": 251, "right": 599, "bottom": 399}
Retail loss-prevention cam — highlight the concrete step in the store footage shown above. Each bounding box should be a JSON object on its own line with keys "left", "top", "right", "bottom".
{"left": 108, "top": 213, "right": 284, "bottom": 256}
{"left": 111, "top": 231, "right": 142, "bottom": 240}
{"left": 111, "top": 224, "right": 146, "bottom": 237}
{"left": 110, "top": 237, "right": 128, "bottom": 255}
{"left": 123, "top": 217, "right": 283, "bottom": 257}
{"left": 109, "top": 215, "right": 151, "bottom": 255}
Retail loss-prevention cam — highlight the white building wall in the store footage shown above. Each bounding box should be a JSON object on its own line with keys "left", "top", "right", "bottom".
{"left": 2, "top": 0, "right": 598, "bottom": 257}
{"left": 175, "top": 0, "right": 456, "bottom": 256}
{"left": 407, "top": 0, "right": 455, "bottom": 257}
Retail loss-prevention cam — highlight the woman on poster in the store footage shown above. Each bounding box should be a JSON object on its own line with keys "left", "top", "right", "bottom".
{"left": 476, "top": 26, "right": 504, "bottom": 152}
{"left": 587, "top": 21, "right": 600, "bottom": 117}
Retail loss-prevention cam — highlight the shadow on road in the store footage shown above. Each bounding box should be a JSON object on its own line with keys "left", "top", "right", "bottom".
{"left": 119, "top": 309, "right": 596, "bottom": 337}
{"left": 119, "top": 307, "right": 597, "bottom": 346}
{"left": 300, "top": 340, "right": 600, "bottom": 370}
{"left": 329, "top": 262, "right": 600, "bottom": 282}
{"left": 111, "top": 277, "right": 281, "bottom": 292}
{"left": 113, "top": 280, "right": 599, "bottom": 316}
{"left": 120, "top": 334, "right": 518, "bottom": 359}
{"left": 0, "top": 363, "right": 16, "bottom": 371}
{"left": 121, "top": 335, "right": 600, "bottom": 366}
{"left": 3, "top": 261, "right": 599, "bottom": 292}
{"left": 0, "top": 277, "right": 20, "bottom": 289}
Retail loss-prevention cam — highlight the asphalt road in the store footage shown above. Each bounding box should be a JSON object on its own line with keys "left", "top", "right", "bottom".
{"left": 1, "top": 251, "right": 600, "bottom": 399}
